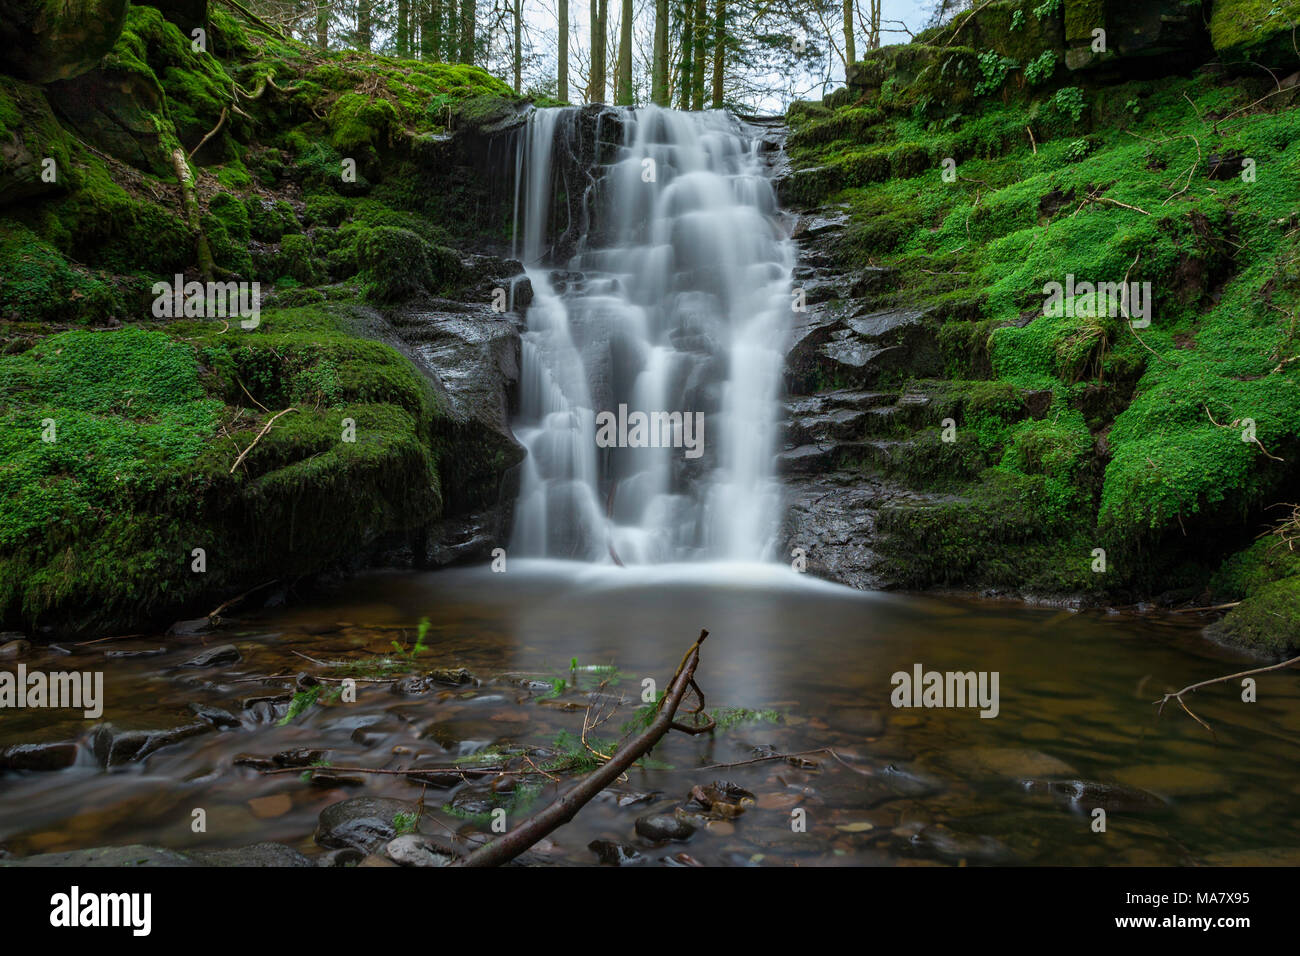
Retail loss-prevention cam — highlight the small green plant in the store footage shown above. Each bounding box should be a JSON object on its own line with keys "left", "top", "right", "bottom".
{"left": 1065, "top": 138, "right": 1092, "bottom": 161}
{"left": 1052, "top": 86, "right": 1086, "bottom": 122}
{"left": 1032, "top": 0, "right": 1061, "bottom": 18}
{"left": 277, "top": 685, "right": 321, "bottom": 726}
{"left": 1124, "top": 97, "right": 1141, "bottom": 115}
{"left": 975, "top": 51, "right": 1018, "bottom": 96}
{"left": 1024, "top": 51, "right": 1057, "bottom": 86}
{"left": 390, "top": 616, "right": 432, "bottom": 659}
{"left": 1010, "top": 9, "right": 1025, "bottom": 30}
{"left": 300, "top": 758, "right": 332, "bottom": 782}
{"left": 392, "top": 810, "right": 419, "bottom": 835}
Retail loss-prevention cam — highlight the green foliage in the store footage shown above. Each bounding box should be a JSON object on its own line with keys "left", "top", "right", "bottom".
{"left": 278, "top": 685, "right": 322, "bottom": 726}
{"left": 1051, "top": 86, "right": 1086, "bottom": 123}
{"left": 392, "top": 810, "right": 419, "bottom": 835}
{"left": 1024, "top": 51, "right": 1057, "bottom": 86}
{"left": 975, "top": 51, "right": 1018, "bottom": 96}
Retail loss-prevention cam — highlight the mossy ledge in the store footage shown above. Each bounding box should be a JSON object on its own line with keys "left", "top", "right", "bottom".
{"left": 0, "top": 3, "right": 530, "bottom": 635}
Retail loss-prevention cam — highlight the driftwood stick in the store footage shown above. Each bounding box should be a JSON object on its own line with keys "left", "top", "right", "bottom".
{"left": 1155, "top": 653, "right": 1300, "bottom": 735}
{"left": 456, "top": 629, "right": 710, "bottom": 867}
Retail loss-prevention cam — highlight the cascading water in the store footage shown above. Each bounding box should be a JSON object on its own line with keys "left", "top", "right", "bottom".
{"left": 509, "top": 105, "right": 793, "bottom": 565}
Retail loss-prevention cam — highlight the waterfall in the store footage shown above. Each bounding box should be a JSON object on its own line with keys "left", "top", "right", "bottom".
{"left": 509, "top": 105, "right": 793, "bottom": 565}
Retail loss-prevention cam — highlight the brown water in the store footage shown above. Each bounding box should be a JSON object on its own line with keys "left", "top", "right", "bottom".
{"left": 2, "top": 561, "right": 1299, "bottom": 866}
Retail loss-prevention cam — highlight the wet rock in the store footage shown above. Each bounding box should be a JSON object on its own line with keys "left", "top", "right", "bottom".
{"left": 168, "top": 618, "right": 213, "bottom": 637}
{"left": 188, "top": 702, "right": 241, "bottom": 729}
{"left": 188, "top": 843, "right": 313, "bottom": 867}
{"left": 686, "top": 780, "right": 756, "bottom": 818}
{"left": 1022, "top": 779, "right": 1167, "bottom": 814}
{"left": 879, "top": 763, "right": 945, "bottom": 799}
{"left": 448, "top": 787, "right": 501, "bottom": 817}
{"left": 911, "top": 824, "right": 1016, "bottom": 864}
{"left": 383, "top": 834, "right": 457, "bottom": 867}
{"left": 588, "top": 840, "right": 645, "bottom": 865}
{"left": 315, "top": 796, "right": 417, "bottom": 852}
{"left": 105, "top": 647, "right": 167, "bottom": 659}
{"left": 182, "top": 644, "right": 241, "bottom": 667}
{"left": 232, "top": 753, "right": 275, "bottom": 770}
{"left": 0, "top": 741, "right": 79, "bottom": 772}
{"left": 90, "top": 722, "right": 214, "bottom": 767}
{"left": 272, "top": 748, "right": 329, "bottom": 768}
{"left": 317, "top": 847, "right": 365, "bottom": 867}
{"left": 0, "top": 638, "right": 31, "bottom": 659}
{"left": 0, "top": 844, "right": 196, "bottom": 867}
{"left": 634, "top": 812, "right": 696, "bottom": 842}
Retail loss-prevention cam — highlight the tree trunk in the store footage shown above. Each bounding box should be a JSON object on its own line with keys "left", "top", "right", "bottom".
{"left": 421, "top": 0, "right": 441, "bottom": 60}
{"left": 458, "top": 0, "right": 474, "bottom": 63}
{"left": 558, "top": 0, "right": 568, "bottom": 101}
{"left": 869, "top": 0, "right": 880, "bottom": 50}
{"left": 615, "top": 0, "right": 633, "bottom": 104}
{"left": 651, "top": 0, "right": 668, "bottom": 105}
{"left": 513, "top": 0, "right": 522, "bottom": 92}
{"left": 589, "top": 0, "right": 607, "bottom": 102}
{"left": 357, "top": 0, "right": 372, "bottom": 51}
{"left": 690, "top": 0, "right": 706, "bottom": 110}
{"left": 842, "top": 0, "right": 855, "bottom": 68}
{"left": 315, "top": 4, "right": 328, "bottom": 50}
{"left": 710, "top": 0, "right": 724, "bottom": 108}
{"left": 677, "top": 0, "right": 692, "bottom": 110}
{"left": 397, "top": 0, "right": 410, "bottom": 56}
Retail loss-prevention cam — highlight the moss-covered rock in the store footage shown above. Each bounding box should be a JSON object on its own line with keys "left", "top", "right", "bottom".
{"left": 1210, "top": 575, "right": 1300, "bottom": 656}
{"left": 0, "top": 0, "right": 131, "bottom": 83}
{"left": 0, "top": 76, "right": 73, "bottom": 206}
{"left": 1209, "top": 0, "right": 1300, "bottom": 67}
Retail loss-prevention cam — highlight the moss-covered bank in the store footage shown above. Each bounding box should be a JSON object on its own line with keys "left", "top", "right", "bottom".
{"left": 784, "top": 0, "right": 1300, "bottom": 654}
{"left": 0, "top": 3, "right": 528, "bottom": 634}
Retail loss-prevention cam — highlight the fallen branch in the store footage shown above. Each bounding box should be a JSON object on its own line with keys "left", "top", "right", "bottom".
{"left": 456, "top": 629, "right": 711, "bottom": 867}
{"left": 1155, "top": 654, "right": 1300, "bottom": 735}
{"left": 229, "top": 407, "right": 296, "bottom": 473}
{"left": 172, "top": 147, "right": 217, "bottom": 281}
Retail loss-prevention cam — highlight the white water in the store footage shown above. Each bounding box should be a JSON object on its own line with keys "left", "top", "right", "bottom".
{"left": 509, "top": 106, "right": 793, "bottom": 565}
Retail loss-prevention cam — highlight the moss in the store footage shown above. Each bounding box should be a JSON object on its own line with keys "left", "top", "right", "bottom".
{"left": 0, "top": 308, "right": 453, "bottom": 634}
{"left": 244, "top": 196, "right": 301, "bottom": 242}
{"left": 1209, "top": 0, "right": 1300, "bottom": 66}
{"left": 354, "top": 226, "right": 462, "bottom": 302}
{"left": 0, "top": 220, "right": 142, "bottom": 324}
{"left": 1211, "top": 576, "right": 1300, "bottom": 657}
{"left": 278, "top": 233, "right": 321, "bottom": 284}
{"left": 1210, "top": 537, "right": 1300, "bottom": 601}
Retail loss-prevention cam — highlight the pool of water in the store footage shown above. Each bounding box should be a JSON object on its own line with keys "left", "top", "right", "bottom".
{"left": 2, "top": 562, "right": 1298, "bottom": 866}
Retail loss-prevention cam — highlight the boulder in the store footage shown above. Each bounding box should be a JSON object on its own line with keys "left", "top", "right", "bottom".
{"left": 1210, "top": 0, "right": 1300, "bottom": 68}
{"left": 0, "top": 0, "right": 131, "bottom": 83}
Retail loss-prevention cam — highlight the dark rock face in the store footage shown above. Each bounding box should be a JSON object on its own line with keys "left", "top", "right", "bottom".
{"left": 0, "top": 0, "right": 131, "bottom": 83}
{"left": 47, "top": 65, "right": 171, "bottom": 175}
{"left": 0, "top": 741, "right": 79, "bottom": 772}
{"left": 777, "top": 209, "right": 959, "bottom": 590}
{"left": 354, "top": 256, "right": 527, "bottom": 567}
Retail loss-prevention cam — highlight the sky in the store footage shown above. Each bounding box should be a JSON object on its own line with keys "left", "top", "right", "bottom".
{"left": 494, "top": 0, "right": 938, "bottom": 112}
